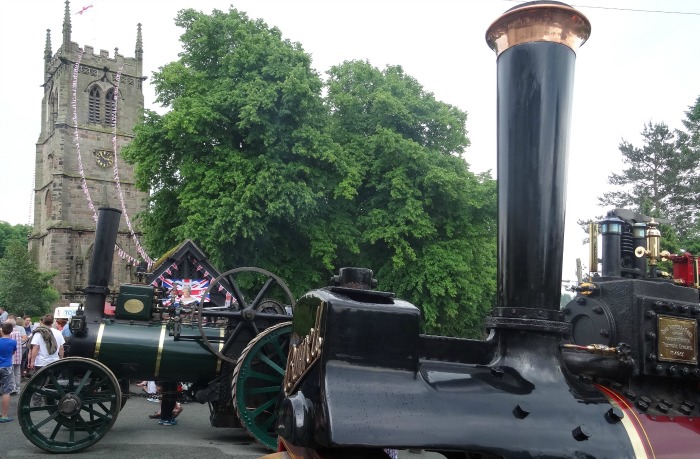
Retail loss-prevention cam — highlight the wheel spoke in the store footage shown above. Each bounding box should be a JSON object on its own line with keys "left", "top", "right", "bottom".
{"left": 227, "top": 274, "right": 248, "bottom": 309}
{"left": 33, "top": 410, "right": 60, "bottom": 430}
{"left": 48, "top": 421, "right": 62, "bottom": 440}
{"left": 47, "top": 372, "right": 66, "bottom": 397}
{"left": 258, "top": 353, "right": 285, "bottom": 376}
{"left": 271, "top": 338, "right": 286, "bottom": 362}
{"left": 221, "top": 322, "right": 243, "bottom": 356}
{"left": 260, "top": 410, "right": 277, "bottom": 431}
{"left": 247, "top": 385, "right": 281, "bottom": 395}
{"left": 81, "top": 395, "right": 115, "bottom": 405}
{"left": 249, "top": 320, "right": 260, "bottom": 335}
{"left": 68, "top": 416, "right": 76, "bottom": 443}
{"left": 250, "top": 397, "right": 277, "bottom": 418}
{"left": 80, "top": 405, "right": 111, "bottom": 421}
{"left": 31, "top": 387, "right": 60, "bottom": 398}
{"left": 246, "top": 369, "right": 282, "bottom": 384}
{"left": 250, "top": 278, "right": 275, "bottom": 309}
{"left": 74, "top": 369, "right": 93, "bottom": 396}
{"left": 75, "top": 413, "right": 98, "bottom": 436}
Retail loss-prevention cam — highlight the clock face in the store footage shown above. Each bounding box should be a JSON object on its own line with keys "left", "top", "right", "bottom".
{"left": 95, "top": 150, "right": 114, "bottom": 167}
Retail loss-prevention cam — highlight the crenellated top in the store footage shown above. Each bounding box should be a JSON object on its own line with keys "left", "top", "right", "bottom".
{"left": 44, "top": 2, "right": 145, "bottom": 82}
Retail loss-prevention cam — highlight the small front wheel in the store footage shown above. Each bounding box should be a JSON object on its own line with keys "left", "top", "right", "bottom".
{"left": 18, "top": 357, "right": 122, "bottom": 453}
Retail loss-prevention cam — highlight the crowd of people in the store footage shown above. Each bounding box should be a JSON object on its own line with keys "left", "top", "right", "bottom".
{"left": 0, "top": 309, "right": 67, "bottom": 424}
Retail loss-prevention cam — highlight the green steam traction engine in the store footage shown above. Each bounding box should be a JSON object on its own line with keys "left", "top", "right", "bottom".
{"left": 18, "top": 207, "right": 294, "bottom": 453}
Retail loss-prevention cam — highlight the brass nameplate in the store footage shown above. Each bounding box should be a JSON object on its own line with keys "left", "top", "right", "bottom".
{"left": 124, "top": 299, "right": 145, "bottom": 314}
{"left": 283, "top": 302, "right": 324, "bottom": 395}
{"left": 657, "top": 315, "right": 698, "bottom": 364}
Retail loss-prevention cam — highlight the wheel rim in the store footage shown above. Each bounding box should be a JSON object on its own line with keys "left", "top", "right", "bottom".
{"left": 18, "top": 357, "right": 122, "bottom": 453}
{"left": 233, "top": 322, "right": 292, "bottom": 450}
{"left": 197, "top": 267, "right": 295, "bottom": 364}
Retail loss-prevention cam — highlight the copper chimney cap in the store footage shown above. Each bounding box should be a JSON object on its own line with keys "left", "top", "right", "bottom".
{"left": 486, "top": 1, "right": 591, "bottom": 56}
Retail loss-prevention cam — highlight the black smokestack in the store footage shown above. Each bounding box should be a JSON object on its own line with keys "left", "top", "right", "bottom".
{"left": 83, "top": 207, "right": 122, "bottom": 319}
{"left": 486, "top": 2, "right": 591, "bottom": 312}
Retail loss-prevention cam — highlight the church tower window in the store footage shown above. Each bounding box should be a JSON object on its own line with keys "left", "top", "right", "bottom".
{"left": 105, "top": 88, "right": 115, "bottom": 126}
{"left": 88, "top": 86, "right": 101, "bottom": 123}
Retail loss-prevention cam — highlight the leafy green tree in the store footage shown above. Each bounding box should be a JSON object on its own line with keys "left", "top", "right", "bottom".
{"left": 324, "top": 61, "right": 497, "bottom": 338}
{"left": 123, "top": 8, "right": 346, "bottom": 290}
{"left": 0, "top": 240, "right": 59, "bottom": 317}
{"left": 0, "top": 221, "right": 31, "bottom": 258}
{"left": 124, "top": 11, "right": 497, "bottom": 338}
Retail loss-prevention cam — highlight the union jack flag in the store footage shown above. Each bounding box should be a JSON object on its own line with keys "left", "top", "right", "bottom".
{"left": 161, "top": 278, "right": 210, "bottom": 306}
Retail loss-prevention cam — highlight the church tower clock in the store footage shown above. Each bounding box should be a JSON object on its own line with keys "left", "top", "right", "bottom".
{"left": 29, "top": 1, "right": 150, "bottom": 304}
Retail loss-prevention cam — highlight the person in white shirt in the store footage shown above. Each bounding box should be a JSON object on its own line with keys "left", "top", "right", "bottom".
{"left": 28, "top": 314, "right": 65, "bottom": 370}
{"left": 27, "top": 314, "right": 65, "bottom": 407}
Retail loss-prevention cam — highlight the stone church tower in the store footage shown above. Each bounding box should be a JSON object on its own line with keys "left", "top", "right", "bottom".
{"left": 29, "top": 1, "right": 150, "bottom": 304}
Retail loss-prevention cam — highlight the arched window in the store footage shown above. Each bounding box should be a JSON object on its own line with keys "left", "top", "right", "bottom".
{"left": 88, "top": 86, "right": 101, "bottom": 123}
{"left": 44, "top": 189, "right": 53, "bottom": 221}
{"left": 105, "top": 88, "right": 115, "bottom": 126}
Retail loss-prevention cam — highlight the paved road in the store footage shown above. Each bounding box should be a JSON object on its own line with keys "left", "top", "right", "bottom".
{"left": 0, "top": 381, "right": 442, "bottom": 459}
{"left": 0, "top": 381, "right": 270, "bottom": 458}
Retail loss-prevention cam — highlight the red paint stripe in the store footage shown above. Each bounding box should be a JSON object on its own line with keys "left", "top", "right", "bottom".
{"left": 597, "top": 385, "right": 700, "bottom": 458}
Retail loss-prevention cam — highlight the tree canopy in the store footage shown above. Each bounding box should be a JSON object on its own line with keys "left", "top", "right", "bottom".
{"left": 0, "top": 240, "right": 59, "bottom": 317}
{"left": 0, "top": 221, "right": 30, "bottom": 259}
{"left": 123, "top": 8, "right": 497, "bottom": 338}
{"left": 324, "top": 60, "right": 496, "bottom": 337}
{"left": 597, "top": 96, "right": 700, "bottom": 253}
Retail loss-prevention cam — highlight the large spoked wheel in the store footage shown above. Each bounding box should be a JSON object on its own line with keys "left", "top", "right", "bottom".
{"left": 198, "top": 267, "right": 295, "bottom": 363}
{"left": 18, "top": 357, "right": 122, "bottom": 453}
{"left": 232, "top": 321, "right": 292, "bottom": 450}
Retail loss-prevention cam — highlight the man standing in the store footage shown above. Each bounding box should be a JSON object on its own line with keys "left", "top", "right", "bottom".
{"left": 0, "top": 307, "right": 7, "bottom": 325}
{"left": 28, "top": 314, "right": 64, "bottom": 371}
{"left": 27, "top": 314, "right": 64, "bottom": 407}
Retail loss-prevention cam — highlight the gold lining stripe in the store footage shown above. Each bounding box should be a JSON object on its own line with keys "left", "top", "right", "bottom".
{"left": 154, "top": 324, "right": 167, "bottom": 378}
{"left": 597, "top": 385, "right": 654, "bottom": 458}
{"left": 216, "top": 328, "right": 224, "bottom": 374}
{"left": 93, "top": 323, "right": 106, "bottom": 360}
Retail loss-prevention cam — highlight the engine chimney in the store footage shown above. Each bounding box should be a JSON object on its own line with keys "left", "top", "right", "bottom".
{"left": 83, "top": 207, "right": 122, "bottom": 320}
{"left": 486, "top": 2, "right": 590, "bottom": 317}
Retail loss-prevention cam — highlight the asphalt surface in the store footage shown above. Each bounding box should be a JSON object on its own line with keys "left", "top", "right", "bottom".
{"left": 0, "top": 381, "right": 270, "bottom": 458}
{"left": 0, "top": 380, "right": 444, "bottom": 459}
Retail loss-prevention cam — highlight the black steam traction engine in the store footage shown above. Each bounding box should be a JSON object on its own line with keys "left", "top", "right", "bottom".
{"left": 19, "top": 2, "right": 700, "bottom": 457}
{"left": 266, "top": 2, "right": 700, "bottom": 458}
{"left": 18, "top": 206, "right": 297, "bottom": 452}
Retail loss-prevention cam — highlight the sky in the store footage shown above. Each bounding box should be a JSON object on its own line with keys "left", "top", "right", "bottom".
{"left": 0, "top": 0, "right": 698, "bottom": 281}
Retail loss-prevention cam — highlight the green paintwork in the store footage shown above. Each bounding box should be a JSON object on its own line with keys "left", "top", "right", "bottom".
{"left": 95, "top": 322, "right": 222, "bottom": 383}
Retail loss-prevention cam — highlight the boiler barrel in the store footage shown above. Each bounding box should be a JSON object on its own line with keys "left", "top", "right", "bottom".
{"left": 69, "top": 322, "right": 223, "bottom": 383}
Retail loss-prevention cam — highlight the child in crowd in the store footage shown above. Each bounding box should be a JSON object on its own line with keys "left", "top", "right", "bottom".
{"left": 0, "top": 322, "right": 17, "bottom": 422}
